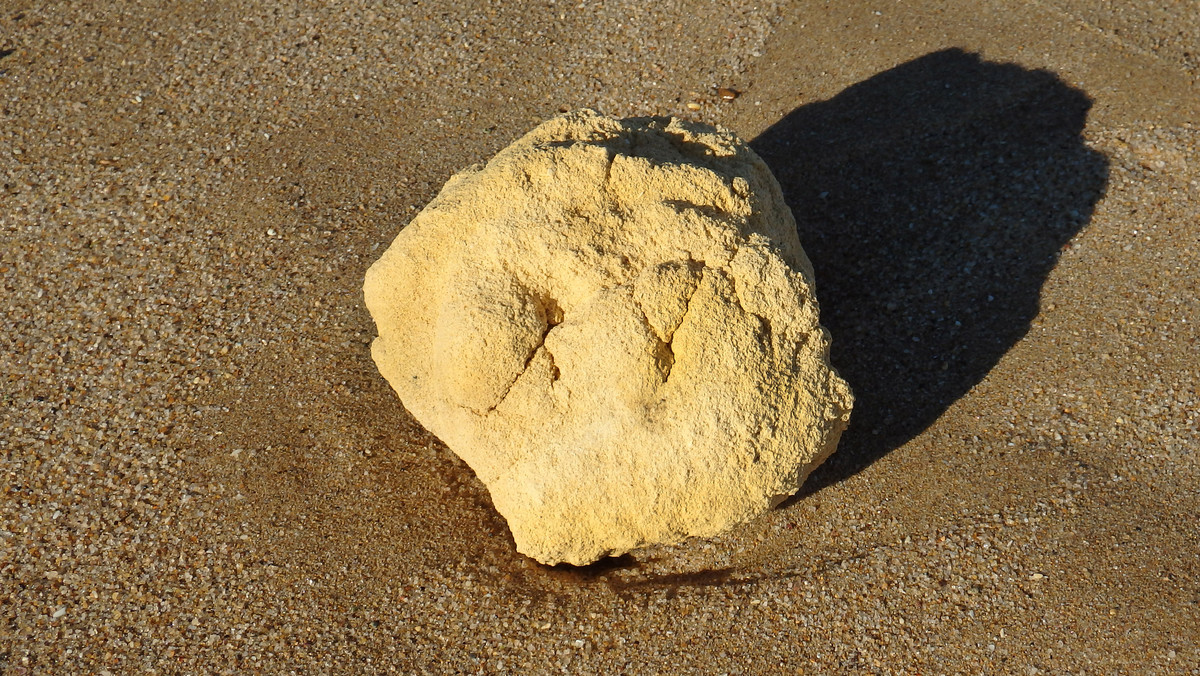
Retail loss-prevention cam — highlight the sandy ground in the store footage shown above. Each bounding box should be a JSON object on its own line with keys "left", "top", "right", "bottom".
{"left": 2, "top": 0, "right": 1199, "bottom": 673}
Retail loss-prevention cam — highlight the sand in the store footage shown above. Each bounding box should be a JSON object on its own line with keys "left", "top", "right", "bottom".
{"left": 2, "top": 0, "right": 1197, "bottom": 673}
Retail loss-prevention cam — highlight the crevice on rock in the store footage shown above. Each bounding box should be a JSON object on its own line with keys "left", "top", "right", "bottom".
{"left": 657, "top": 273, "right": 703, "bottom": 384}
{"left": 664, "top": 270, "right": 703, "bottom": 345}
{"left": 656, "top": 338, "right": 676, "bottom": 383}
{"left": 603, "top": 148, "right": 616, "bottom": 187}
{"left": 483, "top": 317, "right": 556, "bottom": 415}
{"left": 663, "top": 199, "right": 732, "bottom": 224}
{"left": 755, "top": 313, "right": 774, "bottom": 349}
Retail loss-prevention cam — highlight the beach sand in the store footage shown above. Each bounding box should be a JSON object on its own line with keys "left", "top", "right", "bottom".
{"left": 3, "top": 0, "right": 1198, "bottom": 672}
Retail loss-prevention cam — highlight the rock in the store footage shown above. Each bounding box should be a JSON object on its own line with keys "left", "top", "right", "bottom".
{"left": 364, "top": 109, "right": 853, "bottom": 565}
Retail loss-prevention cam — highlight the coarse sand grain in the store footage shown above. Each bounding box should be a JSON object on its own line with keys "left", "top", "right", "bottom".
{"left": 2, "top": 0, "right": 1198, "bottom": 673}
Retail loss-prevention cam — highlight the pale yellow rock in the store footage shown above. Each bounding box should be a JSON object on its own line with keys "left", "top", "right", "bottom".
{"left": 364, "top": 109, "right": 853, "bottom": 565}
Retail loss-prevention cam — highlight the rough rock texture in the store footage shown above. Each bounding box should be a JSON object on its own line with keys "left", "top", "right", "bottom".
{"left": 364, "top": 110, "right": 852, "bottom": 565}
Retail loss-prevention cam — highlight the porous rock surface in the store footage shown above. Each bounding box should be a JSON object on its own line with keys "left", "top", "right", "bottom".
{"left": 364, "top": 110, "right": 853, "bottom": 565}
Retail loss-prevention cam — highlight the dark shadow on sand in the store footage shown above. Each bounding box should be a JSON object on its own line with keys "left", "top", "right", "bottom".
{"left": 751, "top": 49, "right": 1109, "bottom": 498}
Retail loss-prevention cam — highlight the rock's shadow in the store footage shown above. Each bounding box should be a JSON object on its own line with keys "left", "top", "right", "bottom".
{"left": 751, "top": 49, "right": 1109, "bottom": 495}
